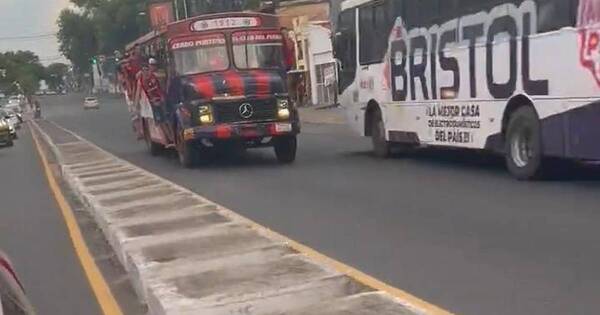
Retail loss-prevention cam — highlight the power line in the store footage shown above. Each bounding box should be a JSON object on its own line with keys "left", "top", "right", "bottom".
{"left": 0, "top": 33, "right": 57, "bottom": 41}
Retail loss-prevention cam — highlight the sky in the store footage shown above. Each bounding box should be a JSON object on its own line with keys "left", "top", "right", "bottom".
{"left": 0, "top": 0, "right": 71, "bottom": 65}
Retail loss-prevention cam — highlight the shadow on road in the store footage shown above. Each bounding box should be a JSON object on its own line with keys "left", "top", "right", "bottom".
{"left": 343, "top": 147, "right": 600, "bottom": 182}
{"left": 159, "top": 147, "right": 284, "bottom": 170}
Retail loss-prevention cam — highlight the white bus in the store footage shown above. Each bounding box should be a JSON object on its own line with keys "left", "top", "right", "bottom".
{"left": 335, "top": 0, "right": 600, "bottom": 179}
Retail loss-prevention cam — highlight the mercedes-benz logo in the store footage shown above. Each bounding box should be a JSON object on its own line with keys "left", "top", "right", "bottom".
{"left": 239, "top": 103, "right": 254, "bottom": 119}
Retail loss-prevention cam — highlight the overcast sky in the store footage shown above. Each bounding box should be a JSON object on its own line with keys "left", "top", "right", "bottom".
{"left": 0, "top": 0, "right": 71, "bottom": 65}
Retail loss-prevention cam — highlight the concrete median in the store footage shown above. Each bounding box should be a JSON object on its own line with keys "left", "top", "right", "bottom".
{"left": 30, "top": 119, "right": 438, "bottom": 315}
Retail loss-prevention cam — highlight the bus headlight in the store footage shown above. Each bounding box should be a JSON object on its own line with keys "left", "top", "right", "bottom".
{"left": 277, "top": 98, "right": 290, "bottom": 119}
{"left": 198, "top": 105, "right": 213, "bottom": 124}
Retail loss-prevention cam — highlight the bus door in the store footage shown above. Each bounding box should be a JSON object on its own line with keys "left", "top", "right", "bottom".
{"left": 356, "top": 2, "right": 398, "bottom": 137}
{"left": 335, "top": 8, "right": 362, "bottom": 134}
{"left": 356, "top": 1, "right": 428, "bottom": 142}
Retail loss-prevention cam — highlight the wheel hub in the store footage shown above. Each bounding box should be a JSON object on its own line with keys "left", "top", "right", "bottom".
{"left": 511, "top": 125, "right": 534, "bottom": 168}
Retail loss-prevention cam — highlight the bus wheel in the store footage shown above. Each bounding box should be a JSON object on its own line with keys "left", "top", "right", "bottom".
{"left": 176, "top": 129, "right": 197, "bottom": 168}
{"left": 371, "top": 110, "right": 391, "bottom": 158}
{"left": 144, "top": 122, "right": 162, "bottom": 156}
{"left": 274, "top": 135, "right": 297, "bottom": 164}
{"left": 505, "top": 106, "right": 544, "bottom": 180}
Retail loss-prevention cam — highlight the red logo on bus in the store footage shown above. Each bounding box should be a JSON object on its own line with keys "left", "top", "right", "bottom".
{"left": 578, "top": 0, "right": 600, "bottom": 87}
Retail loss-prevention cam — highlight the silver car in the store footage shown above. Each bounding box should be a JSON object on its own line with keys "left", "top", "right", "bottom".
{"left": 0, "top": 110, "right": 17, "bottom": 139}
{"left": 2, "top": 109, "right": 20, "bottom": 129}
{"left": 83, "top": 97, "right": 99, "bottom": 110}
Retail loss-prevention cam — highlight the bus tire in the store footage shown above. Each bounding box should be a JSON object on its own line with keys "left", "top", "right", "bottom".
{"left": 144, "top": 122, "right": 162, "bottom": 156}
{"left": 176, "top": 129, "right": 197, "bottom": 168}
{"left": 371, "top": 109, "right": 391, "bottom": 158}
{"left": 274, "top": 135, "right": 297, "bottom": 164}
{"left": 505, "top": 106, "right": 544, "bottom": 180}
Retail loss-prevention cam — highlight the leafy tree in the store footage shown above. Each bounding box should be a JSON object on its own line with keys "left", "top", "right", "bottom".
{"left": 57, "top": 0, "right": 152, "bottom": 71}
{"left": 0, "top": 51, "right": 45, "bottom": 96}
{"left": 92, "top": 0, "right": 150, "bottom": 54}
{"left": 45, "top": 63, "right": 70, "bottom": 91}
{"left": 57, "top": 9, "right": 97, "bottom": 74}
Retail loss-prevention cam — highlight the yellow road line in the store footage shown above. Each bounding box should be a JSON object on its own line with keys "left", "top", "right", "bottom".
{"left": 30, "top": 125, "right": 123, "bottom": 315}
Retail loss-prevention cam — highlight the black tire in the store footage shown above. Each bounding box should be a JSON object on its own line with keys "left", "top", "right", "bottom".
{"left": 143, "top": 122, "right": 162, "bottom": 156}
{"left": 6, "top": 139, "right": 13, "bottom": 147}
{"left": 505, "top": 106, "right": 544, "bottom": 180}
{"left": 370, "top": 109, "right": 391, "bottom": 158}
{"left": 176, "top": 128, "right": 197, "bottom": 168}
{"left": 274, "top": 135, "right": 297, "bottom": 164}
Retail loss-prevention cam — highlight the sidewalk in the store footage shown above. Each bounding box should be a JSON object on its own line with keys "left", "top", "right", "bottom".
{"left": 299, "top": 106, "right": 346, "bottom": 125}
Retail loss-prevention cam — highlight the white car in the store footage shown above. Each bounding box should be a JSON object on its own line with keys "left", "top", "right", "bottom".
{"left": 4, "top": 104, "right": 22, "bottom": 116}
{"left": 5, "top": 101, "right": 22, "bottom": 114}
{"left": 83, "top": 97, "right": 99, "bottom": 110}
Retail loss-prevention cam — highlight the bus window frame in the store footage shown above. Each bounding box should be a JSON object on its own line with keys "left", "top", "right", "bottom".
{"left": 230, "top": 30, "right": 286, "bottom": 71}
{"left": 169, "top": 32, "right": 232, "bottom": 76}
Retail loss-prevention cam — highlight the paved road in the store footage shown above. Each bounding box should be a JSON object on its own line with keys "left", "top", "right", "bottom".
{"left": 0, "top": 125, "right": 102, "bottom": 315}
{"left": 43, "top": 94, "right": 600, "bottom": 315}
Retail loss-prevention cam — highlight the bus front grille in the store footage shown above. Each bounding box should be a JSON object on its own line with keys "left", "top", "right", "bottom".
{"left": 214, "top": 99, "right": 278, "bottom": 124}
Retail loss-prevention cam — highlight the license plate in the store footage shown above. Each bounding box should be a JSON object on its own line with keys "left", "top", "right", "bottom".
{"left": 241, "top": 125, "right": 258, "bottom": 137}
{"left": 275, "top": 123, "right": 292, "bottom": 133}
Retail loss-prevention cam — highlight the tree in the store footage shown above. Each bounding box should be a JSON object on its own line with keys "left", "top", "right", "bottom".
{"left": 57, "top": 0, "right": 152, "bottom": 72}
{"left": 92, "top": 0, "right": 150, "bottom": 54}
{"left": 45, "top": 63, "right": 70, "bottom": 91}
{"left": 57, "top": 9, "right": 97, "bottom": 74}
{"left": 0, "top": 51, "right": 45, "bottom": 96}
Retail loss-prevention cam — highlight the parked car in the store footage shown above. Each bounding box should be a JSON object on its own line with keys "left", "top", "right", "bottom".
{"left": 0, "top": 118, "right": 13, "bottom": 147}
{"left": 4, "top": 101, "right": 22, "bottom": 115}
{"left": 83, "top": 97, "right": 99, "bottom": 110}
{"left": 0, "top": 251, "right": 35, "bottom": 314}
{"left": 7, "top": 96, "right": 20, "bottom": 105}
{"left": 0, "top": 110, "right": 18, "bottom": 139}
{"left": 2, "top": 109, "right": 21, "bottom": 129}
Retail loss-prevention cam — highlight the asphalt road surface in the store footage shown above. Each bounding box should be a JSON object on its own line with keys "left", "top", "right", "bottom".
{"left": 42, "top": 94, "right": 600, "bottom": 315}
{"left": 0, "top": 125, "right": 102, "bottom": 315}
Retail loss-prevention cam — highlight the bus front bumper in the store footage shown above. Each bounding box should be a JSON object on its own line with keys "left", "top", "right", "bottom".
{"left": 183, "top": 121, "right": 300, "bottom": 142}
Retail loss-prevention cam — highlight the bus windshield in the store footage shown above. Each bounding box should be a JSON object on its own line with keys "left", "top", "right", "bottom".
{"left": 232, "top": 31, "right": 284, "bottom": 69}
{"left": 172, "top": 34, "right": 229, "bottom": 75}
